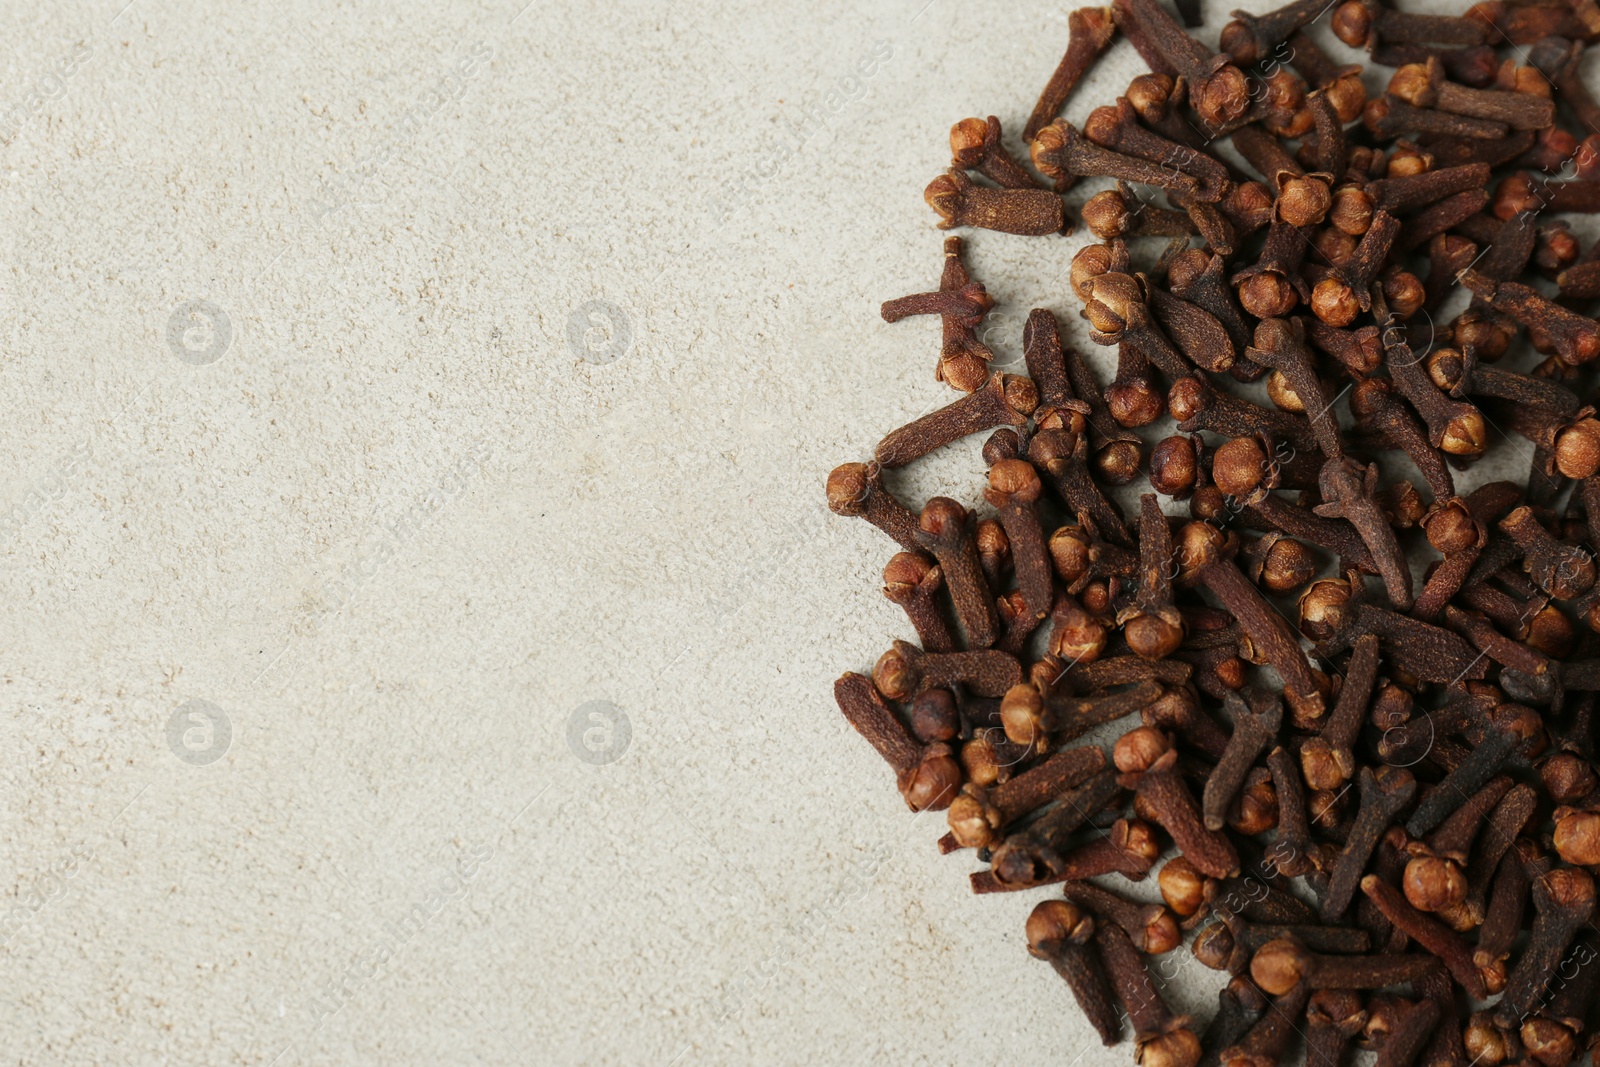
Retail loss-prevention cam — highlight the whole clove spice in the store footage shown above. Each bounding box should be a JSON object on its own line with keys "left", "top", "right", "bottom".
{"left": 823, "top": 1, "right": 1600, "bottom": 1061}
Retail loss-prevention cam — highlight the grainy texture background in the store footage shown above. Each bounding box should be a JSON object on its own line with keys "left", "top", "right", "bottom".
{"left": 0, "top": 0, "right": 1579, "bottom": 1063}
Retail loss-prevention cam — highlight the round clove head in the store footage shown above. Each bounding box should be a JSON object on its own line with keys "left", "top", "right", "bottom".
{"left": 1577, "top": 133, "right": 1600, "bottom": 180}
{"left": 825, "top": 462, "right": 873, "bottom": 516}
{"left": 946, "top": 789, "right": 1001, "bottom": 849}
{"left": 1521, "top": 1018, "right": 1577, "bottom": 1067}
{"left": 1331, "top": 0, "right": 1372, "bottom": 47}
{"left": 1279, "top": 175, "right": 1333, "bottom": 228}
{"left": 1079, "top": 579, "right": 1114, "bottom": 617}
{"left": 1499, "top": 60, "right": 1550, "bottom": 96}
{"left": 1542, "top": 754, "right": 1599, "bottom": 805}
{"left": 1387, "top": 63, "right": 1438, "bottom": 108}
{"left": 1423, "top": 498, "right": 1480, "bottom": 554}
{"left": 1095, "top": 438, "right": 1143, "bottom": 486}
{"left": 1541, "top": 866, "right": 1597, "bottom": 911}
{"left": 1218, "top": 19, "right": 1262, "bottom": 66}
{"left": 1120, "top": 818, "right": 1163, "bottom": 870}
{"left": 908, "top": 687, "right": 959, "bottom": 744}
{"left": 1464, "top": 1012, "right": 1512, "bottom": 1066}
{"left": 1238, "top": 271, "right": 1299, "bottom": 319}
{"left": 1300, "top": 737, "right": 1353, "bottom": 792}
{"left": 1369, "top": 681, "right": 1413, "bottom": 732}
{"left": 924, "top": 172, "right": 965, "bottom": 224}
{"left": 1314, "top": 226, "right": 1359, "bottom": 266}
{"left": 1050, "top": 601, "right": 1108, "bottom": 663}
{"left": 1125, "top": 609, "right": 1186, "bottom": 661}
{"left": 1126, "top": 73, "right": 1176, "bottom": 120}
{"left": 1226, "top": 181, "right": 1276, "bottom": 229}
{"left": 1211, "top": 436, "right": 1270, "bottom": 499}
{"left": 1554, "top": 418, "right": 1600, "bottom": 479}
{"left": 1085, "top": 272, "right": 1144, "bottom": 332}
{"left": 1265, "top": 370, "right": 1305, "bottom": 413}
{"left": 1165, "top": 249, "right": 1210, "bottom": 292}
{"left": 1329, "top": 186, "right": 1375, "bottom": 237}
{"left": 1137, "top": 1028, "right": 1200, "bottom": 1067}
{"left": 948, "top": 116, "right": 993, "bottom": 169}
{"left": 1070, "top": 242, "right": 1122, "bottom": 302}
{"left": 996, "top": 589, "right": 1029, "bottom": 633}
{"left": 960, "top": 734, "right": 1003, "bottom": 788}
{"left": 1258, "top": 537, "right": 1317, "bottom": 593}
{"left": 1387, "top": 142, "right": 1433, "bottom": 179}
{"left": 1327, "top": 73, "right": 1368, "bottom": 123}
{"left": 1025, "top": 899, "right": 1093, "bottom": 957}
{"left": 1191, "top": 65, "right": 1251, "bottom": 131}
{"left": 1537, "top": 224, "right": 1581, "bottom": 275}
{"left": 1141, "top": 685, "right": 1206, "bottom": 738}
{"left": 872, "top": 645, "right": 918, "bottom": 702}
{"left": 1382, "top": 270, "right": 1425, "bottom": 319}
{"left": 1192, "top": 923, "right": 1235, "bottom": 972}
{"left": 982, "top": 428, "right": 1023, "bottom": 467}
{"left": 1553, "top": 808, "right": 1600, "bottom": 866}
{"left": 1158, "top": 856, "right": 1207, "bottom": 917}
{"left": 1047, "top": 525, "right": 1092, "bottom": 585}
{"left": 1175, "top": 521, "right": 1233, "bottom": 582}
{"left": 1309, "top": 788, "right": 1348, "bottom": 831}
{"left": 1453, "top": 308, "right": 1514, "bottom": 361}
{"left": 999, "top": 683, "right": 1046, "bottom": 748}
{"left": 882, "top": 552, "right": 936, "bottom": 599}
{"left": 1229, "top": 771, "right": 1279, "bottom": 835}
{"left": 939, "top": 350, "right": 991, "bottom": 392}
{"left": 1115, "top": 725, "right": 1174, "bottom": 776}
{"left": 1107, "top": 376, "right": 1166, "bottom": 428}
{"left": 1081, "top": 189, "right": 1135, "bottom": 240}
{"left": 1403, "top": 853, "right": 1467, "bottom": 912}
{"left": 1250, "top": 938, "right": 1310, "bottom": 996}
{"left": 1261, "top": 69, "right": 1308, "bottom": 125}
{"left": 1028, "top": 121, "right": 1072, "bottom": 185}
{"left": 1298, "top": 578, "right": 1353, "bottom": 642}
{"left": 1440, "top": 410, "right": 1489, "bottom": 456}
{"left": 1527, "top": 604, "right": 1576, "bottom": 656}
{"left": 1149, "top": 435, "right": 1197, "bottom": 498}
{"left": 1479, "top": 956, "right": 1507, "bottom": 996}
{"left": 901, "top": 745, "right": 961, "bottom": 812}
{"left": 1493, "top": 173, "right": 1544, "bottom": 221}
{"left": 922, "top": 501, "right": 977, "bottom": 554}
{"left": 1189, "top": 485, "right": 1229, "bottom": 524}
{"left": 1139, "top": 906, "right": 1183, "bottom": 955}
{"left": 1311, "top": 278, "right": 1361, "bottom": 328}
{"left": 985, "top": 458, "right": 1042, "bottom": 504}
{"left": 1166, "top": 376, "right": 1210, "bottom": 424}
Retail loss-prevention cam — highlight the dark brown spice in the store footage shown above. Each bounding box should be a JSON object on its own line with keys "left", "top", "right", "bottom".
{"left": 1026, "top": 900, "right": 1123, "bottom": 1045}
{"left": 1201, "top": 692, "right": 1281, "bottom": 831}
{"left": 950, "top": 115, "right": 1041, "bottom": 190}
{"left": 876, "top": 373, "right": 1037, "bottom": 469}
{"left": 1031, "top": 120, "right": 1202, "bottom": 196}
{"left": 1496, "top": 868, "right": 1596, "bottom": 1027}
{"left": 1136, "top": 748, "right": 1239, "bottom": 878}
{"left": 882, "top": 552, "right": 956, "bottom": 654}
{"left": 1023, "top": 7, "right": 1119, "bottom": 142}
{"left": 989, "top": 770, "right": 1121, "bottom": 887}
{"left": 914, "top": 498, "right": 1002, "bottom": 647}
{"left": 925, "top": 169, "right": 1066, "bottom": 235}
{"left": 827, "top": 2, "right": 1600, "bottom": 1057}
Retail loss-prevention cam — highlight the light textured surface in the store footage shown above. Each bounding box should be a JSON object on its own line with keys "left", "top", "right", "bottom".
{"left": 0, "top": 0, "right": 1573, "bottom": 1064}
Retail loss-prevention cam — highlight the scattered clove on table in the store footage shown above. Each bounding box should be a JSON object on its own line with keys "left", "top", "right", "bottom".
{"left": 825, "top": 0, "right": 1600, "bottom": 1062}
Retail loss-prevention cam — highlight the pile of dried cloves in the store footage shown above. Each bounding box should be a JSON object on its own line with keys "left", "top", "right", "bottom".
{"left": 827, "top": 0, "right": 1600, "bottom": 1064}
